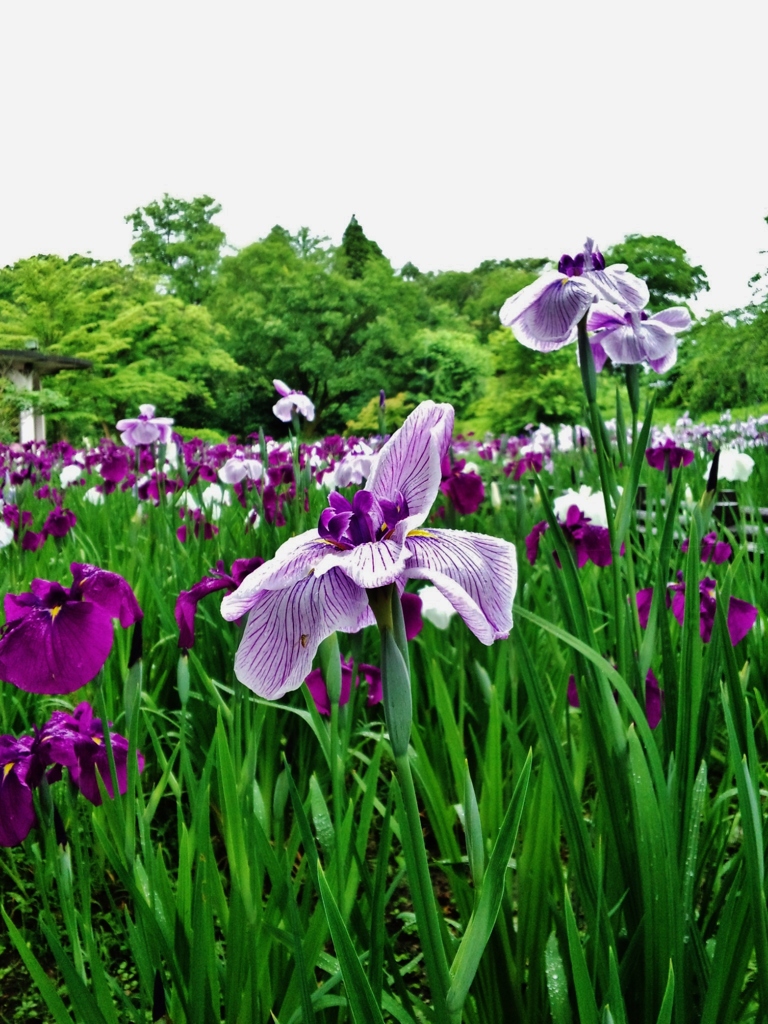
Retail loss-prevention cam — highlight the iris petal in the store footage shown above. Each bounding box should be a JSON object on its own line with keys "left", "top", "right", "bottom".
{"left": 70, "top": 563, "right": 143, "bottom": 627}
{"left": 366, "top": 401, "right": 454, "bottom": 531}
{"left": 314, "top": 533, "right": 409, "bottom": 590}
{"left": 651, "top": 307, "right": 691, "bottom": 330}
{"left": 402, "top": 529, "right": 517, "bottom": 643}
{"left": 0, "top": 762, "right": 36, "bottom": 846}
{"left": 0, "top": 603, "right": 115, "bottom": 694}
{"left": 221, "top": 530, "right": 329, "bottom": 619}
{"left": 233, "top": 568, "right": 373, "bottom": 699}
{"left": 507, "top": 277, "right": 594, "bottom": 351}
{"left": 590, "top": 266, "right": 650, "bottom": 310}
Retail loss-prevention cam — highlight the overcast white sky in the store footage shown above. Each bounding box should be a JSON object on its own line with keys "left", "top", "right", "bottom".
{"left": 1, "top": 0, "right": 766, "bottom": 313}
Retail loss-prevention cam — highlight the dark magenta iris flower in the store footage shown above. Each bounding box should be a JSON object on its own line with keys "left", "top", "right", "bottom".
{"left": 42, "top": 702, "right": 145, "bottom": 805}
{"left": 507, "top": 451, "right": 544, "bottom": 481}
{"left": 0, "top": 564, "right": 142, "bottom": 694}
{"left": 175, "top": 558, "right": 264, "bottom": 648}
{"left": 0, "top": 701, "right": 144, "bottom": 844}
{"left": 400, "top": 592, "right": 423, "bottom": 641}
{"left": 636, "top": 573, "right": 758, "bottom": 646}
{"left": 304, "top": 657, "right": 383, "bottom": 716}
{"left": 645, "top": 438, "right": 695, "bottom": 471}
{"left": 525, "top": 520, "right": 550, "bottom": 565}
{"left": 680, "top": 532, "right": 732, "bottom": 565}
{"left": 42, "top": 505, "right": 77, "bottom": 539}
{"left": 0, "top": 734, "right": 38, "bottom": 846}
{"left": 567, "top": 669, "right": 663, "bottom": 729}
{"left": 439, "top": 456, "right": 485, "bottom": 514}
{"left": 526, "top": 505, "right": 615, "bottom": 568}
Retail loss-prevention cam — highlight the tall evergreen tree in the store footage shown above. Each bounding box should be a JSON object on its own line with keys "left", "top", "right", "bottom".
{"left": 339, "top": 214, "right": 384, "bottom": 278}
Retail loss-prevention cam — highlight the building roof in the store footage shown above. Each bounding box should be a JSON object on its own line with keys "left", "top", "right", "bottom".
{"left": 0, "top": 350, "right": 92, "bottom": 375}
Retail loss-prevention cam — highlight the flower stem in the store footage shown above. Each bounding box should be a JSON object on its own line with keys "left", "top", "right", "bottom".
{"left": 578, "top": 316, "right": 630, "bottom": 680}
{"left": 625, "top": 364, "right": 640, "bottom": 449}
{"left": 371, "top": 586, "right": 455, "bottom": 1021}
{"left": 393, "top": 750, "right": 454, "bottom": 1023}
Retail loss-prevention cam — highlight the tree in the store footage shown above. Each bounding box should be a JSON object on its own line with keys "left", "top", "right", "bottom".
{"left": 668, "top": 306, "right": 768, "bottom": 414}
{"left": 339, "top": 215, "right": 385, "bottom": 279}
{"left": 400, "top": 262, "right": 422, "bottom": 281}
{"left": 0, "top": 255, "right": 241, "bottom": 439}
{"left": 472, "top": 328, "right": 585, "bottom": 434}
{"left": 410, "top": 326, "right": 491, "bottom": 411}
{"left": 603, "top": 234, "right": 709, "bottom": 311}
{"left": 125, "top": 194, "right": 226, "bottom": 304}
{"left": 748, "top": 211, "right": 768, "bottom": 301}
{"left": 207, "top": 229, "right": 432, "bottom": 435}
{"left": 290, "top": 226, "right": 330, "bottom": 259}
{"left": 419, "top": 258, "right": 546, "bottom": 342}
{"left": 0, "top": 255, "right": 147, "bottom": 351}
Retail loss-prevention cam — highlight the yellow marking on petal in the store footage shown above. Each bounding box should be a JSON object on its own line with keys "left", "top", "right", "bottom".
{"left": 407, "top": 529, "right": 433, "bottom": 538}
{"left": 3, "top": 762, "right": 13, "bottom": 778}
{"left": 49, "top": 605, "right": 62, "bottom": 620}
{"left": 320, "top": 538, "right": 346, "bottom": 550}
{"left": 92, "top": 737, "right": 101, "bottom": 745}
{"left": 380, "top": 521, "right": 388, "bottom": 532}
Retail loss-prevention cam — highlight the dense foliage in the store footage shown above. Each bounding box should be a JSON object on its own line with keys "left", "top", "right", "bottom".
{"left": 0, "top": 404, "right": 766, "bottom": 1023}
{"left": 0, "top": 197, "right": 764, "bottom": 442}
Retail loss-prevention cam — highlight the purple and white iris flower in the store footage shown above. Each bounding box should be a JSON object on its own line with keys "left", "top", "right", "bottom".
{"left": 0, "top": 564, "right": 143, "bottom": 694}
{"left": 221, "top": 402, "right": 517, "bottom": 699}
{"left": 218, "top": 457, "right": 263, "bottom": 485}
{"left": 587, "top": 302, "right": 691, "bottom": 372}
{"left": 499, "top": 239, "right": 649, "bottom": 351}
{"left": 273, "top": 380, "right": 316, "bottom": 423}
{"left": 115, "top": 405, "right": 175, "bottom": 448}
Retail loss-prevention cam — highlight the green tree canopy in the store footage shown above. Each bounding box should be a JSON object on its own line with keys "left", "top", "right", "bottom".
{"left": 0, "top": 254, "right": 241, "bottom": 439}
{"left": 420, "top": 258, "right": 547, "bottom": 343}
{"left": 668, "top": 305, "right": 768, "bottom": 414}
{"left": 207, "top": 227, "right": 432, "bottom": 435}
{"left": 125, "top": 194, "right": 226, "bottom": 304}
{"left": 604, "top": 234, "right": 709, "bottom": 311}
{"left": 472, "top": 328, "right": 584, "bottom": 434}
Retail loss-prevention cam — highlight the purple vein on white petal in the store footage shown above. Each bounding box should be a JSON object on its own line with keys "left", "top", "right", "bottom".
{"left": 403, "top": 529, "right": 517, "bottom": 643}
{"left": 366, "top": 401, "right": 454, "bottom": 526}
{"left": 651, "top": 307, "right": 691, "bottom": 331}
{"left": 591, "top": 267, "right": 649, "bottom": 310}
{"left": 314, "top": 534, "right": 408, "bottom": 589}
{"left": 221, "top": 529, "right": 327, "bottom": 619}
{"left": 509, "top": 278, "right": 594, "bottom": 351}
{"left": 499, "top": 272, "right": 562, "bottom": 325}
{"left": 233, "top": 568, "right": 371, "bottom": 699}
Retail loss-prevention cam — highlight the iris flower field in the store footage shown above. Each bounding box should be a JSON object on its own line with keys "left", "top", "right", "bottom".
{"left": 1, "top": 245, "right": 767, "bottom": 1024}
